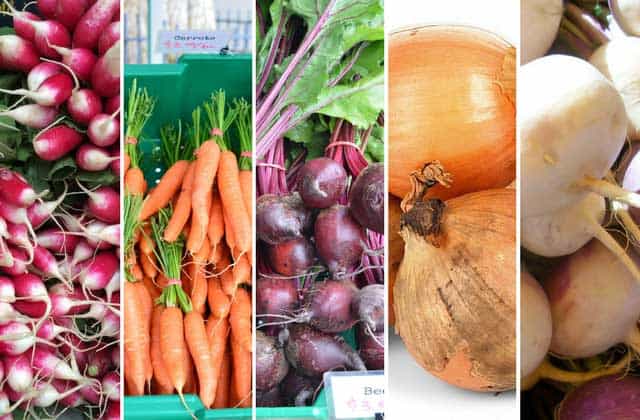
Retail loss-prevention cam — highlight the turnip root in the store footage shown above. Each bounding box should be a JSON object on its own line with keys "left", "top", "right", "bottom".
{"left": 590, "top": 37, "right": 640, "bottom": 140}
{"left": 256, "top": 330, "right": 289, "bottom": 392}
{"left": 557, "top": 375, "right": 640, "bottom": 419}
{"left": 610, "top": 0, "right": 640, "bottom": 36}
{"left": 521, "top": 270, "right": 551, "bottom": 378}
{"left": 521, "top": 55, "right": 631, "bottom": 219}
{"left": 395, "top": 165, "right": 515, "bottom": 392}
{"left": 521, "top": 0, "right": 564, "bottom": 63}
{"left": 544, "top": 239, "right": 640, "bottom": 358}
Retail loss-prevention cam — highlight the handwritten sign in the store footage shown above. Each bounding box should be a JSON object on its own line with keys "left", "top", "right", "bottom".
{"left": 324, "top": 371, "right": 385, "bottom": 419}
{"left": 156, "top": 30, "right": 231, "bottom": 54}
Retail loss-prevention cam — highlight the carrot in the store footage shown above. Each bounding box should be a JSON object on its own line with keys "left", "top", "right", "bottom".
{"left": 142, "top": 275, "right": 161, "bottom": 301}
{"left": 208, "top": 239, "right": 225, "bottom": 265}
{"left": 238, "top": 169, "right": 252, "bottom": 223}
{"left": 182, "top": 260, "right": 193, "bottom": 297}
{"left": 156, "top": 272, "right": 168, "bottom": 289}
{"left": 229, "top": 288, "right": 252, "bottom": 354}
{"left": 140, "top": 251, "right": 157, "bottom": 280}
{"left": 224, "top": 254, "right": 250, "bottom": 296}
{"left": 164, "top": 162, "right": 196, "bottom": 242}
{"left": 124, "top": 153, "right": 131, "bottom": 173}
{"left": 213, "top": 350, "right": 231, "bottom": 408}
{"left": 136, "top": 281, "right": 154, "bottom": 386}
{"left": 222, "top": 208, "right": 236, "bottom": 255}
{"left": 229, "top": 369, "right": 239, "bottom": 407}
{"left": 217, "top": 151, "right": 250, "bottom": 255}
{"left": 190, "top": 237, "right": 210, "bottom": 314}
{"left": 160, "top": 307, "right": 189, "bottom": 398}
{"left": 190, "top": 140, "right": 220, "bottom": 251}
{"left": 185, "top": 311, "right": 217, "bottom": 408}
{"left": 125, "top": 167, "right": 147, "bottom": 195}
{"left": 231, "top": 333, "right": 251, "bottom": 408}
{"left": 207, "top": 189, "right": 225, "bottom": 250}
{"left": 140, "top": 224, "right": 155, "bottom": 255}
{"left": 131, "top": 262, "right": 143, "bottom": 282}
{"left": 139, "top": 160, "right": 190, "bottom": 221}
{"left": 183, "top": 349, "right": 197, "bottom": 395}
{"left": 150, "top": 305, "right": 173, "bottom": 394}
{"left": 124, "top": 281, "right": 150, "bottom": 396}
{"left": 214, "top": 243, "right": 232, "bottom": 275}
{"left": 207, "top": 276, "right": 231, "bottom": 319}
{"left": 206, "top": 316, "right": 229, "bottom": 404}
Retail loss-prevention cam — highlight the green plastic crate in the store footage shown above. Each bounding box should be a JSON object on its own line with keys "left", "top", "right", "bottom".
{"left": 123, "top": 54, "right": 252, "bottom": 420}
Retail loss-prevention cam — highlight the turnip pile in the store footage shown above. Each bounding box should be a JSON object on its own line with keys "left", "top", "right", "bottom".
{"left": 521, "top": 1, "right": 640, "bottom": 417}
{"left": 256, "top": 0, "right": 384, "bottom": 408}
{"left": 0, "top": 0, "right": 121, "bottom": 418}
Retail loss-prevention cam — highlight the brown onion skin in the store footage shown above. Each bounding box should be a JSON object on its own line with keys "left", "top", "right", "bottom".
{"left": 256, "top": 330, "right": 290, "bottom": 392}
{"left": 349, "top": 163, "right": 384, "bottom": 233}
{"left": 395, "top": 188, "right": 516, "bottom": 392}
{"left": 266, "top": 237, "right": 316, "bottom": 276}
{"left": 389, "top": 26, "right": 516, "bottom": 201}
{"left": 558, "top": 375, "right": 640, "bottom": 420}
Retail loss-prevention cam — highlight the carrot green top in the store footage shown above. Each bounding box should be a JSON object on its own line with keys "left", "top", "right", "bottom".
{"left": 125, "top": 79, "right": 156, "bottom": 168}
{"left": 234, "top": 98, "right": 252, "bottom": 171}
{"left": 203, "top": 89, "right": 239, "bottom": 151}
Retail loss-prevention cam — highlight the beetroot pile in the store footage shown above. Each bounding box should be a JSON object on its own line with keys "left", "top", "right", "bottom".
{"left": 0, "top": 0, "right": 120, "bottom": 418}
{"left": 256, "top": 155, "right": 384, "bottom": 407}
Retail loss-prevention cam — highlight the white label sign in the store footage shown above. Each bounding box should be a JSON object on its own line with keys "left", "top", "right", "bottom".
{"left": 324, "top": 371, "right": 385, "bottom": 419}
{"left": 156, "top": 30, "right": 231, "bottom": 53}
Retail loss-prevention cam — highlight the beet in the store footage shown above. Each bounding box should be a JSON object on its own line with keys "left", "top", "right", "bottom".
{"left": 267, "top": 237, "right": 315, "bottom": 276}
{"left": 257, "top": 193, "right": 312, "bottom": 244}
{"left": 280, "top": 370, "right": 320, "bottom": 407}
{"left": 281, "top": 324, "right": 366, "bottom": 378}
{"left": 297, "top": 157, "right": 348, "bottom": 208}
{"left": 257, "top": 386, "right": 285, "bottom": 407}
{"left": 256, "top": 277, "right": 299, "bottom": 324}
{"left": 302, "top": 280, "right": 357, "bottom": 333}
{"left": 314, "top": 205, "right": 366, "bottom": 278}
{"left": 257, "top": 330, "right": 290, "bottom": 391}
{"left": 357, "top": 324, "right": 384, "bottom": 370}
{"left": 349, "top": 163, "right": 384, "bottom": 233}
{"left": 558, "top": 375, "right": 640, "bottom": 420}
{"left": 352, "top": 284, "right": 384, "bottom": 333}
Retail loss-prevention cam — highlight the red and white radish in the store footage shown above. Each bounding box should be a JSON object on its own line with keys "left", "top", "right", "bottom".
{"left": 72, "top": 0, "right": 120, "bottom": 50}
{"left": 87, "top": 112, "right": 119, "bottom": 147}
{"left": 0, "top": 35, "right": 39, "bottom": 72}
{"left": 33, "top": 124, "right": 83, "bottom": 160}
{"left": 0, "top": 104, "right": 58, "bottom": 129}
{"left": 91, "top": 40, "right": 119, "bottom": 98}
{"left": 98, "top": 21, "right": 119, "bottom": 55}
{"left": 67, "top": 88, "right": 103, "bottom": 126}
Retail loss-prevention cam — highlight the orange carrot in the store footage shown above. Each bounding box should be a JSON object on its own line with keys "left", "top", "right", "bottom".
{"left": 217, "top": 151, "right": 250, "bottom": 255}
{"left": 207, "top": 189, "right": 225, "bottom": 250}
{"left": 164, "top": 163, "right": 196, "bottom": 242}
{"left": 160, "top": 307, "right": 189, "bottom": 399}
{"left": 124, "top": 153, "right": 131, "bottom": 173}
{"left": 190, "top": 140, "right": 220, "bottom": 251}
{"left": 124, "top": 281, "right": 150, "bottom": 396}
{"left": 185, "top": 311, "right": 217, "bottom": 408}
{"left": 229, "top": 369, "right": 239, "bottom": 407}
{"left": 213, "top": 350, "right": 231, "bottom": 408}
{"left": 208, "top": 239, "right": 225, "bottom": 265}
{"left": 188, "top": 187, "right": 211, "bottom": 254}
{"left": 225, "top": 254, "right": 250, "bottom": 296}
{"left": 214, "top": 243, "right": 232, "bottom": 275}
{"left": 229, "top": 288, "right": 252, "bottom": 354}
{"left": 139, "top": 160, "right": 190, "bottom": 221}
{"left": 238, "top": 169, "right": 252, "bottom": 223}
{"left": 140, "top": 224, "right": 155, "bottom": 255}
{"left": 136, "top": 282, "right": 154, "bottom": 386}
{"left": 142, "top": 275, "right": 161, "bottom": 301}
{"left": 231, "top": 333, "right": 251, "bottom": 408}
{"left": 140, "top": 251, "right": 158, "bottom": 280}
{"left": 206, "top": 316, "right": 230, "bottom": 404}
{"left": 184, "top": 352, "right": 197, "bottom": 395}
{"left": 190, "top": 237, "right": 210, "bottom": 314}
{"left": 131, "top": 262, "right": 143, "bottom": 282}
{"left": 125, "top": 167, "right": 147, "bottom": 195}
{"left": 151, "top": 305, "right": 173, "bottom": 394}
{"left": 182, "top": 264, "right": 193, "bottom": 297}
{"left": 222, "top": 208, "right": 236, "bottom": 256}
{"left": 207, "top": 276, "right": 231, "bottom": 319}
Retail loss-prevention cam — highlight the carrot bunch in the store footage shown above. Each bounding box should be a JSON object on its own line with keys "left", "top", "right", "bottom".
{"left": 123, "top": 88, "right": 253, "bottom": 411}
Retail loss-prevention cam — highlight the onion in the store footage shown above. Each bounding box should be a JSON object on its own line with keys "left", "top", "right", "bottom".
{"left": 394, "top": 164, "right": 515, "bottom": 392}
{"left": 389, "top": 25, "right": 516, "bottom": 201}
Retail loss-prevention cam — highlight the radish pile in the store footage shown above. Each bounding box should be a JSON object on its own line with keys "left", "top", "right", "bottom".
{"left": 521, "top": 0, "right": 640, "bottom": 416}
{"left": 0, "top": 0, "right": 120, "bottom": 418}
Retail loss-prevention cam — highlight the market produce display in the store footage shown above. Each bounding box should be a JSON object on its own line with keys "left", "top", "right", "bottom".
{"left": 0, "top": 0, "right": 121, "bottom": 418}
{"left": 255, "top": 0, "right": 384, "bottom": 408}
{"left": 521, "top": 0, "right": 640, "bottom": 417}
{"left": 389, "top": 25, "right": 516, "bottom": 392}
{"left": 123, "top": 83, "right": 253, "bottom": 412}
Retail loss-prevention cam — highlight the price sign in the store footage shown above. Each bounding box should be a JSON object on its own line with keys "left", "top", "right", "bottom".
{"left": 156, "top": 30, "right": 231, "bottom": 54}
{"left": 324, "top": 371, "right": 385, "bottom": 420}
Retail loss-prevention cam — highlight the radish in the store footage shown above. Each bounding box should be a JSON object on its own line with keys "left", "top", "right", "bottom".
{"left": 79, "top": 382, "right": 100, "bottom": 404}
{"left": 55, "top": 0, "right": 89, "bottom": 31}
{"left": 544, "top": 239, "right": 640, "bottom": 358}
{"left": 0, "top": 35, "right": 39, "bottom": 72}
{"left": 521, "top": 270, "right": 552, "bottom": 378}
{"left": 1, "top": 247, "right": 28, "bottom": 275}
{"left": 75, "top": 144, "right": 117, "bottom": 171}
{"left": 31, "top": 346, "right": 86, "bottom": 382}
{"left": 98, "top": 21, "right": 119, "bottom": 56}
{"left": 0, "top": 168, "right": 37, "bottom": 207}
{"left": 610, "top": 0, "right": 640, "bottom": 36}
{"left": 521, "top": 0, "right": 563, "bottom": 63}
{"left": 109, "top": 146, "right": 120, "bottom": 175}
{"left": 521, "top": 54, "right": 631, "bottom": 219}
{"left": 0, "top": 104, "right": 58, "bottom": 129}
{"left": 36, "top": 228, "right": 80, "bottom": 254}
{"left": 32, "top": 380, "right": 87, "bottom": 407}
{"left": 85, "top": 221, "right": 119, "bottom": 247}
{"left": 33, "top": 124, "right": 83, "bottom": 161}
{"left": 67, "top": 88, "right": 103, "bottom": 126}
{"left": 0, "top": 302, "right": 29, "bottom": 324}
{"left": 590, "top": 37, "right": 640, "bottom": 140}
{"left": 27, "top": 193, "right": 66, "bottom": 229}
{"left": 27, "top": 62, "right": 62, "bottom": 91}
{"left": 5, "top": 222, "right": 33, "bottom": 261}
{"left": 79, "top": 184, "right": 119, "bottom": 223}
{"left": 104, "top": 401, "right": 120, "bottom": 420}
{"left": 91, "top": 40, "right": 119, "bottom": 98}
{"left": 49, "top": 287, "right": 92, "bottom": 317}
{"left": 72, "top": 0, "right": 120, "bottom": 50}
{"left": 36, "top": 0, "right": 56, "bottom": 19}
{"left": 11, "top": 273, "right": 51, "bottom": 318}
{"left": 75, "top": 251, "right": 118, "bottom": 290}
{"left": 104, "top": 93, "right": 119, "bottom": 115}
{"left": 102, "top": 371, "right": 119, "bottom": 401}
{"left": 0, "top": 277, "right": 15, "bottom": 303}
{"left": 87, "top": 112, "right": 119, "bottom": 147}
{"left": 0, "top": 72, "right": 73, "bottom": 107}
{"left": 51, "top": 380, "right": 86, "bottom": 407}
{"left": 3, "top": 355, "right": 33, "bottom": 392}
{"left": 0, "top": 322, "right": 36, "bottom": 355}
{"left": 32, "top": 245, "right": 65, "bottom": 280}
{"left": 5, "top": 8, "right": 41, "bottom": 41}
{"left": 49, "top": 45, "right": 97, "bottom": 81}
